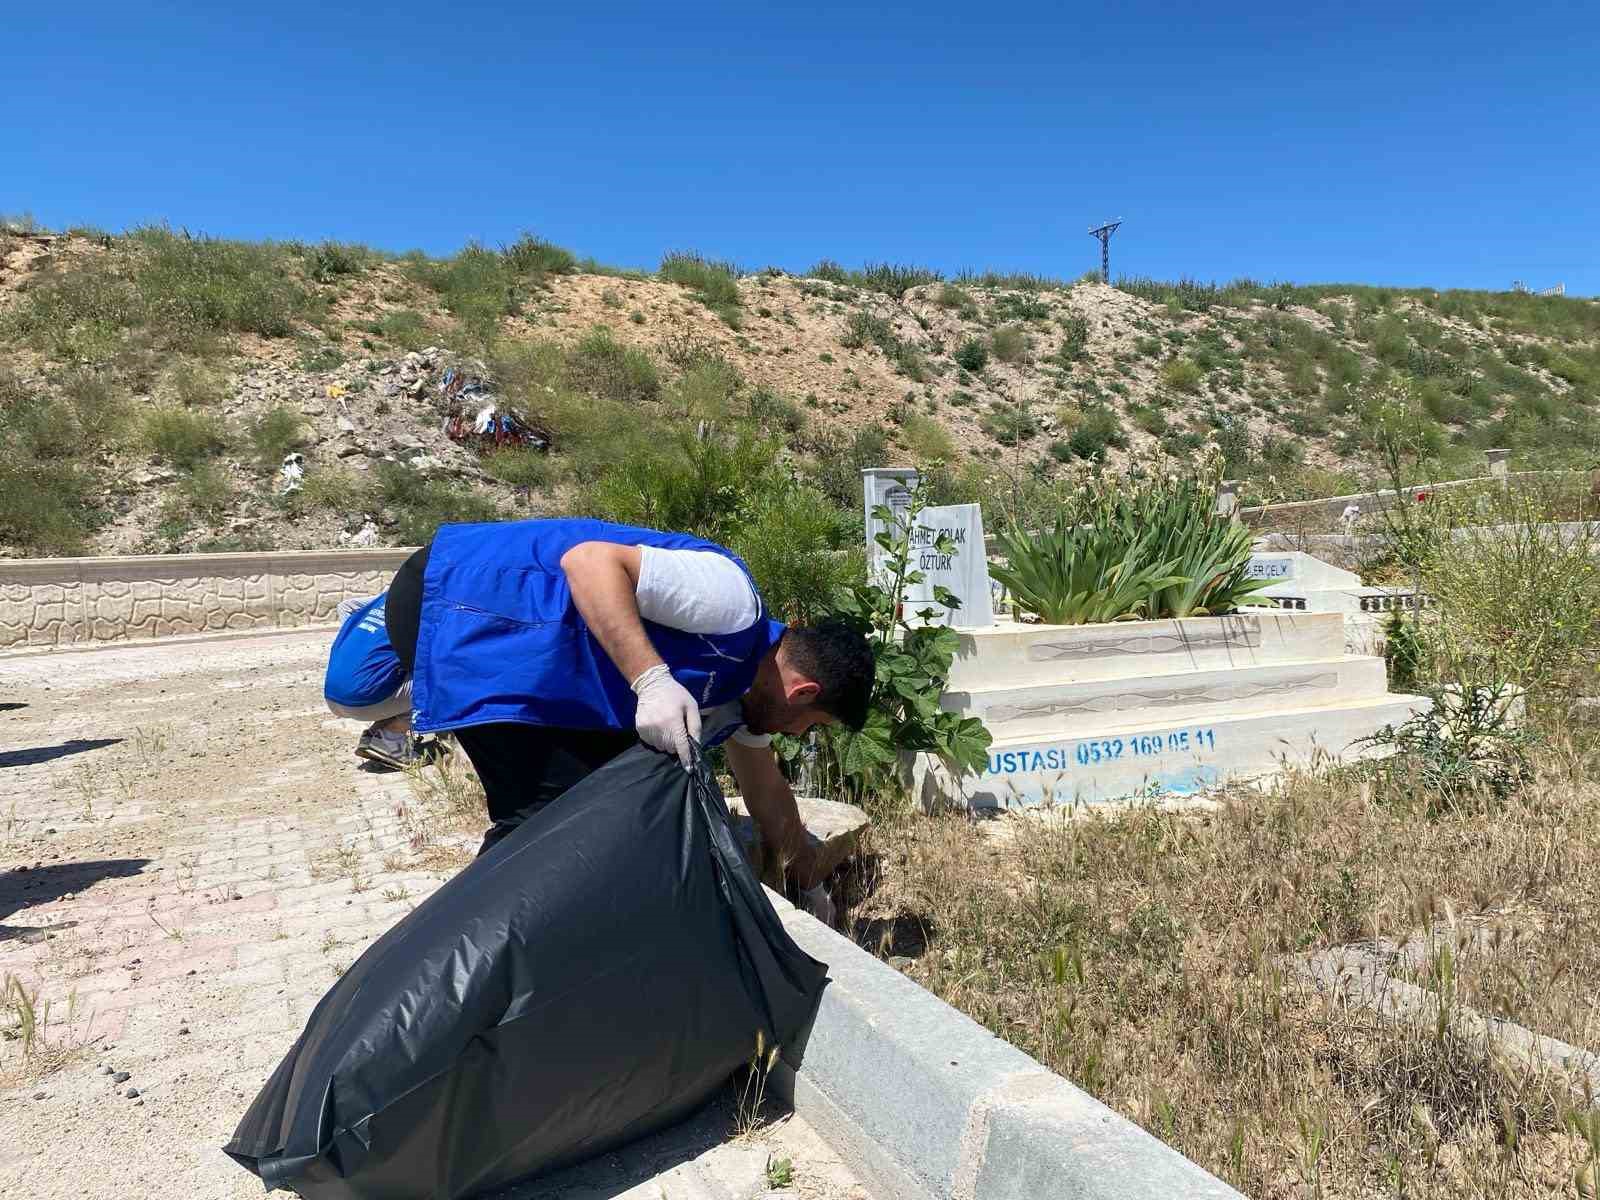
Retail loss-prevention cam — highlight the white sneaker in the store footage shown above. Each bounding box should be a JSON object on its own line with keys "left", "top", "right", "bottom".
{"left": 355, "top": 727, "right": 444, "bottom": 770}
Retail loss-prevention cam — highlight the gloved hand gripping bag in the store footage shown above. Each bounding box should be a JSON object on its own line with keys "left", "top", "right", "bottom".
{"left": 224, "top": 745, "right": 827, "bottom": 1199}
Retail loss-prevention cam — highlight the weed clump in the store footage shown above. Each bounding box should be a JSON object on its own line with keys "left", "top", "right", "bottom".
{"left": 1161, "top": 357, "right": 1204, "bottom": 394}
{"left": 990, "top": 325, "right": 1029, "bottom": 364}
{"left": 566, "top": 327, "right": 661, "bottom": 407}
{"left": 143, "top": 407, "right": 227, "bottom": 468}
{"left": 376, "top": 463, "right": 499, "bottom": 545}
{"left": 250, "top": 407, "right": 307, "bottom": 466}
{"left": 501, "top": 233, "right": 577, "bottom": 280}
{"left": 660, "top": 253, "right": 742, "bottom": 326}
{"left": 953, "top": 338, "right": 989, "bottom": 372}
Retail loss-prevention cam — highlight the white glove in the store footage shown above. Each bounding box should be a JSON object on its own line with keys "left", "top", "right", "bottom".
{"left": 799, "top": 882, "right": 835, "bottom": 927}
{"left": 631, "top": 664, "right": 701, "bottom": 771}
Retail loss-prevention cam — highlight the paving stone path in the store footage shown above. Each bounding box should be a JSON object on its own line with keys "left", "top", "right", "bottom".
{"left": 0, "top": 629, "right": 865, "bottom": 1200}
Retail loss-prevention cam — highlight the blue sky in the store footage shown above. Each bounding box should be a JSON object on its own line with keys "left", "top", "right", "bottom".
{"left": 7, "top": 1, "right": 1598, "bottom": 294}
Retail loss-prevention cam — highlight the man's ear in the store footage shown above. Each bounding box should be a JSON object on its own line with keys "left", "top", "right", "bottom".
{"left": 786, "top": 679, "right": 822, "bottom": 705}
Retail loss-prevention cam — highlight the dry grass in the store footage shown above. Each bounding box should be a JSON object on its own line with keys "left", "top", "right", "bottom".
{"left": 843, "top": 720, "right": 1600, "bottom": 1197}
{"left": 1, "top": 972, "right": 88, "bottom": 1084}
{"left": 396, "top": 746, "right": 482, "bottom": 870}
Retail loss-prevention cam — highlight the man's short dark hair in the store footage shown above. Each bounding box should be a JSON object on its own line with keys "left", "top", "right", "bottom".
{"left": 783, "top": 619, "right": 875, "bottom": 731}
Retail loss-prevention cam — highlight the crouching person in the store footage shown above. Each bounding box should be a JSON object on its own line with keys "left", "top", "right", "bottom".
{"left": 324, "top": 594, "right": 445, "bottom": 769}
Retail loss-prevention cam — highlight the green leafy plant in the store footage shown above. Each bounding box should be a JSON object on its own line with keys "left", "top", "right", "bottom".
{"left": 788, "top": 480, "right": 991, "bottom": 805}
{"left": 1058, "top": 311, "right": 1090, "bottom": 362}
{"left": 1385, "top": 609, "right": 1423, "bottom": 690}
{"left": 953, "top": 338, "right": 989, "bottom": 372}
{"left": 1359, "top": 681, "right": 1534, "bottom": 813}
{"left": 990, "top": 514, "right": 1187, "bottom": 625}
{"left": 990, "top": 466, "right": 1269, "bottom": 624}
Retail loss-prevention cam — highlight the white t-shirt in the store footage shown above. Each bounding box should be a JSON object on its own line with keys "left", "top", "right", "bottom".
{"left": 635, "top": 547, "right": 770, "bottom": 748}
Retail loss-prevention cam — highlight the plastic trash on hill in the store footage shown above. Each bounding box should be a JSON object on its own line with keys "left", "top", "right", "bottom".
{"left": 279, "top": 453, "right": 305, "bottom": 494}
{"left": 440, "top": 367, "right": 550, "bottom": 453}
{"left": 224, "top": 746, "right": 826, "bottom": 1200}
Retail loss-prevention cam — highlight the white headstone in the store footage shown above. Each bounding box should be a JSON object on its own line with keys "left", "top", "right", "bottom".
{"left": 861, "top": 467, "right": 918, "bottom": 579}
{"left": 903, "top": 503, "right": 994, "bottom": 629}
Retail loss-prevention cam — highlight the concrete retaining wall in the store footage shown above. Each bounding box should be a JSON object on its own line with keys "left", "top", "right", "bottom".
{"left": 1239, "top": 468, "right": 1582, "bottom": 531}
{"left": 0, "top": 549, "right": 414, "bottom": 649}
{"left": 768, "top": 890, "right": 1242, "bottom": 1199}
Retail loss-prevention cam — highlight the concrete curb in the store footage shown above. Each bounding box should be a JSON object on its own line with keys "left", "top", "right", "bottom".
{"left": 764, "top": 890, "right": 1242, "bottom": 1200}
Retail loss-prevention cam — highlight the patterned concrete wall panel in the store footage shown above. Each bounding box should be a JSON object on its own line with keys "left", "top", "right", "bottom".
{"left": 1, "top": 550, "right": 414, "bottom": 648}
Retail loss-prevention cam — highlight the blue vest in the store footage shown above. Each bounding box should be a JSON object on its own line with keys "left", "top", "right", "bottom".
{"left": 410, "top": 518, "right": 786, "bottom": 734}
{"left": 323, "top": 595, "right": 406, "bottom": 708}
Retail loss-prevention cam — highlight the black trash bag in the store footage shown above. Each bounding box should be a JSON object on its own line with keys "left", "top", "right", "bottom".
{"left": 224, "top": 745, "right": 826, "bottom": 1199}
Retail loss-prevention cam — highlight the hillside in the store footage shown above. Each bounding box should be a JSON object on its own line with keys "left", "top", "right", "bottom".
{"left": 3, "top": 221, "right": 1598, "bottom": 566}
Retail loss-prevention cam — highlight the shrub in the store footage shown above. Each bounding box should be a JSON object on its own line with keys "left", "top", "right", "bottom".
{"left": 990, "top": 325, "right": 1029, "bottom": 364}
{"left": 1422, "top": 503, "right": 1600, "bottom": 692}
{"left": 143, "top": 407, "right": 226, "bottom": 467}
{"left": 901, "top": 413, "right": 955, "bottom": 462}
{"left": 809, "top": 261, "right": 941, "bottom": 299}
{"left": 298, "top": 341, "right": 346, "bottom": 372}
{"left": 1360, "top": 680, "right": 1535, "bottom": 813}
{"left": 808, "top": 424, "right": 889, "bottom": 509}
{"left": 1285, "top": 355, "right": 1320, "bottom": 397}
{"left": 250, "top": 406, "right": 307, "bottom": 466}
{"left": 299, "top": 465, "right": 372, "bottom": 512}
{"left": 747, "top": 386, "right": 806, "bottom": 435}
{"left": 410, "top": 243, "right": 517, "bottom": 339}
{"left": 304, "top": 240, "right": 375, "bottom": 283}
{"left": 1371, "top": 316, "right": 1411, "bottom": 365}
{"left": 181, "top": 463, "right": 232, "bottom": 517}
{"left": 953, "top": 338, "right": 989, "bottom": 372}
{"left": 727, "top": 483, "right": 861, "bottom": 624}
{"left": 57, "top": 368, "right": 128, "bottom": 442}
{"left": 129, "top": 226, "right": 309, "bottom": 342}
{"left": 841, "top": 310, "right": 897, "bottom": 352}
{"left": 935, "top": 284, "right": 979, "bottom": 318}
{"left": 1161, "top": 357, "right": 1204, "bottom": 394}
{"left": 980, "top": 403, "right": 1039, "bottom": 446}
{"left": 893, "top": 344, "right": 930, "bottom": 382}
{"left": 660, "top": 252, "right": 742, "bottom": 324}
{"left": 0, "top": 425, "right": 100, "bottom": 555}
{"left": 11, "top": 228, "right": 311, "bottom": 355}
{"left": 992, "top": 293, "right": 1051, "bottom": 323}
{"left": 377, "top": 463, "right": 499, "bottom": 545}
{"left": 586, "top": 430, "right": 782, "bottom": 546}
{"left": 482, "top": 446, "right": 552, "bottom": 489}
{"left": 858, "top": 263, "right": 941, "bottom": 299}
{"left": 667, "top": 356, "right": 742, "bottom": 420}
{"left": 375, "top": 309, "right": 431, "bottom": 350}
{"left": 1067, "top": 409, "right": 1127, "bottom": 461}
{"left": 501, "top": 233, "right": 576, "bottom": 279}
{"left": 168, "top": 360, "right": 226, "bottom": 407}
{"left": 1131, "top": 405, "right": 1169, "bottom": 436}
{"left": 566, "top": 327, "right": 660, "bottom": 406}
{"left": 1058, "top": 311, "right": 1090, "bottom": 361}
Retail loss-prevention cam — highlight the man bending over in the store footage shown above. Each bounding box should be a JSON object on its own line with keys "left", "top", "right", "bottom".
{"left": 326, "top": 517, "right": 874, "bottom": 923}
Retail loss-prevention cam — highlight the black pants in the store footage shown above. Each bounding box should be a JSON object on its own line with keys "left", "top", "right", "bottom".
{"left": 385, "top": 543, "right": 637, "bottom": 855}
